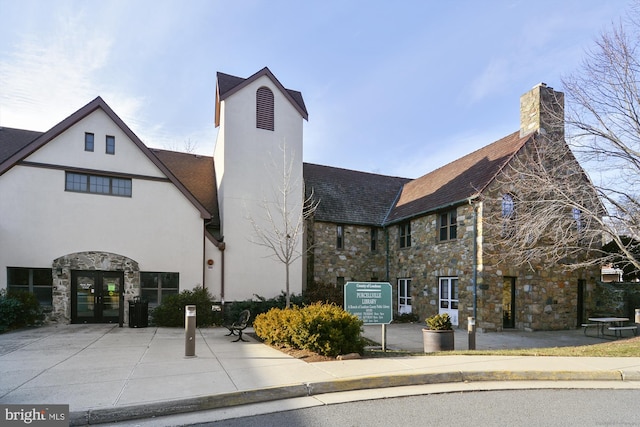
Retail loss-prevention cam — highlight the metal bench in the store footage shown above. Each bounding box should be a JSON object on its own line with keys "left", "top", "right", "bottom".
{"left": 224, "top": 309, "right": 251, "bottom": 342}
{"left": 581, "top": 323, "right": 598, "bottom": 336}
{"left": 607, "top": 325, "right": 638, "bottom": 338}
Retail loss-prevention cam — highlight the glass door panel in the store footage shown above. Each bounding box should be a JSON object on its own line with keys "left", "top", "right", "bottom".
{"left": 76, "top": 274, "right": 96, "bottom": 321}
{"left": 101, "top": 274, "right": 121, "bottom": 321}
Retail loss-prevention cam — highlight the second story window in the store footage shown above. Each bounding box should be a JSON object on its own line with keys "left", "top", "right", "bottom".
{"left": 256, "top": 87, "right": 274, "bottom": 131}
{"left": 336, "top": 225, "right": 344, "bottom": 249}
{"left": 66, "top": 172, "right": 132, "bottom": 197}
{"left": 439, "top": 209, "right": 457, "bottom": 241}
{"left": 84, "top": 133, "right": 94, "bottom": 152}
{"left": 502, "top": 194, "right": 516, "bottom": 237}
{"left": 399, "top": 221, "right": 411, "bottom": 248}
{"left": 106, "top": 135, "right": 115, "bottom": 154}
{"left": 370, "top": 227, "right": 378, "bottom": 251}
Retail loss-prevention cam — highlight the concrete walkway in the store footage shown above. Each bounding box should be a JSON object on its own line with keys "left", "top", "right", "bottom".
{"left": 0, "top": 323, "right": 639, "bottom": 426}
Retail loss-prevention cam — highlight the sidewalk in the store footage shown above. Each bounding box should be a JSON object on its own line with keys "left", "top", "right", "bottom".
{"left": 1, "top": 323, "right": 639, "bottom": 426}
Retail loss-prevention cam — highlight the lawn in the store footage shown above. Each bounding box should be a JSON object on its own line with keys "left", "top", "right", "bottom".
{"left": 364, "top": 336, "right": 640, "bottom": 358}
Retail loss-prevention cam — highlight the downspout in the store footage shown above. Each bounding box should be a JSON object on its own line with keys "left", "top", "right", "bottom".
{"left": 384, "top": 226, "right": 390, "bottom": 282}
{"left": 218, "top": 242, "right": 226, "bottom": 303}
{"left": 469, "top": 198, "right": 478, "bottom": 320}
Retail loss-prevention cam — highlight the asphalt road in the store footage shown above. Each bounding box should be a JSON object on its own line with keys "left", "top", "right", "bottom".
{"left": 196, "top": 389, "right": 639, "bottom": 427}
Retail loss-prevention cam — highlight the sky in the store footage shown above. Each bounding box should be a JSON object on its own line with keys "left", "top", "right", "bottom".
{"left": 0, "top": 0, "right": 632, "bottom": 179}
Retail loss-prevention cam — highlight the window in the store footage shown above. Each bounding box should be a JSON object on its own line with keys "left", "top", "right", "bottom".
{"left": 502, "top": 194, "right": 515, "bottom": 218}
{"left": 370, "top": 227, "right": 378, "bottom": 252}
{"left": 336, "top": 225, "right": 344, "bottom": 249}
{"left": 65, "top": 172, "right": 132, "bottom": 197}
{"left": 399, "top": 222, "right": 411, "bottom": 248}
{"left": 398, "top": 278, "right": 412, "bottom": 314}
{"left": 106, "top": 135, "right": 115, "bottom": 154}
{"left": 85, "top": 133, "right": 94, "bottom": 152}
{"left": 7, "top": 267, "right": 53, "bottom": 306}
{"left": 337, "top": 276, "right": 345, "bottom": 287}
{"left": 140, "top": 272, "right": 179, "bottom": 307}
{"left": 439, "top": 277, "right": 459, "bottom": 310}
{"left": 439, "top": 209, "right": 457, "bottom": 241}
{"left": 572, "top": 207, "right": 584, "bottom": 232}
{"left": 256, "top": 87, "right": 274, "bottom": 131}
{"left": 502, "top": 194, "right": 516, "bottom": 237}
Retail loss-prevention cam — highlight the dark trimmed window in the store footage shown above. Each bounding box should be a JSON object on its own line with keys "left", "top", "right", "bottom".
{"left": 106, "top": 135, "right": 115, "bottom": 154}
{"left": 399, "top": 222, "right": 411, "bottom": 248}
{"left": 85, "top": 133, "right": 94, "bottom": 152}
{"left": 256, "top": 87, "right": 274, "bottom": 131}
{"left": 439, "top": 209, "right": 457, "bottom": 241}
{"left": 65, "top": 172, "right": 132, "bottom": 197}
{"left": 370, "top": 227, "right": 378, "bottom": 251}
{"left": 337, "top": 225, "right": 344, "bottom": 249}
{"left": 7, "top": 267, "right": 53, "bottom": 306}
{"left": 140, "top": 272, "right": 179, "bottom": 307}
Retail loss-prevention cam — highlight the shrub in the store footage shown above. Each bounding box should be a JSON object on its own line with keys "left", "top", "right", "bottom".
{"left": 0, "top": 290, "right": 44, "bottom": 333}
{"left": 425, "top": 313, "right": 452, "bottom": 330}
{"left": 223, "top": 292, "right": 304, "bottom": 325}
{"left": 151, "top": 286, "right": 216, "bottom": 327}
{"left": 254, "top": 302, "right": 364, "bottom": 357}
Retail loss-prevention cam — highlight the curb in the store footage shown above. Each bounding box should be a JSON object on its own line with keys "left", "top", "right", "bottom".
{"left": 69, "top": 370, "right": 626, "bottom": 426}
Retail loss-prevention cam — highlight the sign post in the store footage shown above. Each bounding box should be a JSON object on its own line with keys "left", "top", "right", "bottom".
{"left": 344, "top": 282, "right": 392, "bottom": 351}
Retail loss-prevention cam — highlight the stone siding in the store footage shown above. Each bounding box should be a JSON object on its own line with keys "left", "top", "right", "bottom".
{"left": 51, "top": 251, "right": 139, "bottom": 324}
{"left": 310, "top": 222, "right": 386, "bottom": 286}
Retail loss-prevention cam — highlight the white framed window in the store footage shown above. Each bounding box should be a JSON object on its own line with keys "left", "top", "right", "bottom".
{"left": 398, "top": 278, "right": 412, "bottom": 314}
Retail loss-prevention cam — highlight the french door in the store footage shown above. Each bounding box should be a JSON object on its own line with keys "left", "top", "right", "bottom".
{"left": 439, "top": 277, "right": 459, "bottom": 326}
{"left": 71, "top": 271, "right": 123, "bottom": 323}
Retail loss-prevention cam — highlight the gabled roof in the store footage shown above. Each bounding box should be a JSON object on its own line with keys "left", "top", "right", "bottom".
{"left": 0, "top": 127, "right": 43, "bottom": 164}
{"left": 0, "top": 97, "right": 214, "bottom": 220}
{"left": 215, "top": 67, "right": 308, "bottom": 126}
{"left": 304, "top": 163, "right": 411, "bottom": 226}
{"left": 386, "top": 131, "right": 531, "bottom": 223}
{"left": 152, "top": 149, "right": 220, "bottom": 227}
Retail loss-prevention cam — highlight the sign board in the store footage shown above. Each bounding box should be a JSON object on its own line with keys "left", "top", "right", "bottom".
{"left": 344, "top": 282, "right": 392, "bottom": 324}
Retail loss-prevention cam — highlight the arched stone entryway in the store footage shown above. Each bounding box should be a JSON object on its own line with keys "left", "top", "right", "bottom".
{"left": 51, "top": 252, "right": 139, "bottom": 324}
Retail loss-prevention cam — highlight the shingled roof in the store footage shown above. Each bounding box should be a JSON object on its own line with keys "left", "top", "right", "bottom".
{"left": 0, "top": 127, "right": 43, "bottom": 165}
{"left": 304, "top": 163, "right": 411, "bottom": 226}
{"left": 386, "top": 131, "right": 532, "bottom": 223}
{"left": 216, "top": 67, "right": 308, "bottom": 120}
{"left": 151, "top": 149, "right": 220, "bottom": 226}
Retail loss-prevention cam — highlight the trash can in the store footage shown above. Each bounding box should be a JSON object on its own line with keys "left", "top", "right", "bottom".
{"left": 129, "top": 297, "right": 148, "bottom": 328}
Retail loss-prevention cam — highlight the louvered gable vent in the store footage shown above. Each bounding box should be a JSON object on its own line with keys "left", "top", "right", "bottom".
{"left": 256, "top": 87, "right": 274, "bottom": 131}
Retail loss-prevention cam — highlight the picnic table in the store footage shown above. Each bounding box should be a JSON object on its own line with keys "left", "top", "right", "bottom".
{"left": 584, "top": 317, "right": 637, "bottom": 339}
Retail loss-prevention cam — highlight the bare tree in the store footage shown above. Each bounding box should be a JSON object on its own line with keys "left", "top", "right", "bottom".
{"left": 246, "top": 143, "right": 318, "bottom": 308}
{"left": 164, "top": 138, "right": 199, "bottom": 153}
{"left": 485, "top": 4, "right": 640, "bottom": 275}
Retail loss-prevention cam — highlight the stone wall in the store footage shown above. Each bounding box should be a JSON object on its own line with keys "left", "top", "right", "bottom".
{"left": 51, "top": 251, "right": 139, "bottom": 324}
{"left": 310, "top": 222, "right": 386, "bottom": 286}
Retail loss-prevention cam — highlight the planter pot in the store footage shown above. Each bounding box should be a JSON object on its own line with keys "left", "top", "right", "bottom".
{"left": 422, "top": 328, "right": 455, "bottom": 353}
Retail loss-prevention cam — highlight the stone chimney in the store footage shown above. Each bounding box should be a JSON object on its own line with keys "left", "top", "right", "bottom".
{"left": 519, "top": 83, "right": 564, "bottom": 139}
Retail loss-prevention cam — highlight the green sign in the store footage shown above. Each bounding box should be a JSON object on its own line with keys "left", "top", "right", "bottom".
{"left": 344, "top": 282, "right": 392, "bottom": 324}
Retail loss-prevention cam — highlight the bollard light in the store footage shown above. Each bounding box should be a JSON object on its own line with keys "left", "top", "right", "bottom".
{"left": 468, "top": 316, "right": 476, "bottom": 350}
{"left": 185, "top": 305, "right": 196, "bottom": 358}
